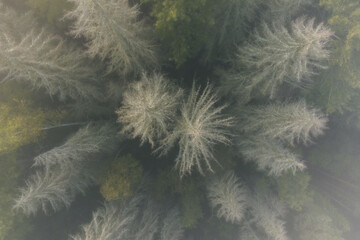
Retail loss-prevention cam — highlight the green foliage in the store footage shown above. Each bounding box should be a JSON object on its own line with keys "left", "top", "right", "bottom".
{"left": 153, "top": 168, "right": 205, "bottom": 228}
{"left": 308, "top": 0, "right": 360, "bottom": 115}
{"left": 99, "top": 154, "right": 143, "bottom": 201}
{"left": 274, "top": 172, "right": 312, "bottom": 211}
{"left": 27, "top": 0, "right": 72, "bottom": 30}
{"left": 0, "top": 82, "right": 64, "bottom": 154}
{"left": 142, "top": 0, "right": 219, "bottom": 66}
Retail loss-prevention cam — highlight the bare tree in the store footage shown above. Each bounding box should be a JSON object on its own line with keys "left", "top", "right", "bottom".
{"left": 224, "top": 17, "right": 333, "bottom": 101}
{"left": 13, "top": 163, "right": 93, "bottom": 215}
{"left": 160, "top": 207, "right": 184, "bottom": 240}
{"left": 263, "top": 0, "right": 314, "bottom": 22}
{"left": 159, "top": 83, "right": 233, "bottom": 177}
{"left": 237, "top": 101, "right": 327, "bottom": 145}
{"left": 238, "top": 136, "right": 306, "bottom": 176}
{"left": 0, "top": 6, "right": 103, "bottom": 101}
{"left": 66, "top": 0, "right": 157, "bottom": 75}
{"left": 247, "top": 193, "right": 288, "bottom": 240}
{"left": 33, "top": 123, "right": 120, "bottom": 168}
{"left": 207, "top": 171, "right": 248, "bottom": 223}
{"left": 116, "top": 72, "right": 182, "bottom": 147}
{"left": 131, "top": 200, "right": 160, "bottom": 240}
{"left": 70, "top": 195, "right": 143, "bottom": 240}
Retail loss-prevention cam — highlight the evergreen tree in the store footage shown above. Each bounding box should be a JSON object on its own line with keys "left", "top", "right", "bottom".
{"left": 66, "top": 0, "right": 156, "bottom": 75}
{"left": 207, "top": 171, "right": 247, "bottom": 223}
{"left": 116, "top": 72, "right": 182, "bottom": 147}
{"left": 0, "top": 6, "right": 103, "bottom": 101}
{"left": 238, "top": 101, "right": 327, "bottom": 145}
{"left": 223, "top": 17, "right": 333, "bottom": 101}
{"left": 159, "top": 83, "right": 233, "bottom": 177}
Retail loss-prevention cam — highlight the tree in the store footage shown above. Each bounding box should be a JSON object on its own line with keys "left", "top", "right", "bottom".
{"left": 141, "top": 0, "right": 219, "bottom": 66}
{"left": 263, "top": 0, "right": 313, "bottom": 22}
{"left": 247, "top": 193, "right": 288, "bottom": 240}
{"left": 33, "top": 123, "right": 120, "bottom": 167}
{"left": 27, "top": 0, "right": 73, "bottom": 30}
{"left": 159, "top": 207, "right": 184, "bottom": 240}
{"left": 71, "top": 196, "right": 143, "bottom": 240}
{"left": 116, "top": 72, "right": 182, "bottom": 147}
{"left": 14, "top": 123, "right": 120, "bottom": 215}
{"left": 131, "top": 200, "right": 160, "bottom": 240}
{"left": 13, "top": 162, "right": 94, "bottom": 215}
{"left": 99, "top": 154, "right": 143, "bottom": 201}
{"left": 0, "top": 6, "right": 103, "bottom": 101}
{"left": 292, "top": 193, "right": 349, "bottom": 240}
{"left": 237, "top": 101, "right": 327, "bottom": 145}
{"left": 0, "top": 153, "right": 32, "bottom": 240}
{"left": 275, "top": 172, "right": 312, "bottom": 211}
{"left": 207, "top": 171, "right": 247, "bottom": 224}
{"left": 224, "top": 17, "right": 333, "bottom": 101}
{"left": 238, "top": 136, "right": 306, "bottom": 176}
{"left": 66, "top": 0, "right": 156, "bottom": 75}
{"left": 203, "top": 0, "right": 258, "bottom": 62}
{"left": 0, "top": 101, "right": 46, "bottom": 154}
{"left": 159, "top": 83, "right": 233, "bottom": 177}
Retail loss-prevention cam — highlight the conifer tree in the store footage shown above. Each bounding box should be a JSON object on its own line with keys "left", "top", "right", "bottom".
{"left": 116, "top": 72, "right": 182, "bottom": 147}
{"left": 238, "top": 101, "right": 327, "bottom": 145}
{"left": 207, "top": 171, "right": 248, "bottom": 223}
{"left": 0, "top": 6, "right": 103, "bottom": 101}
{"left": 159, "top": 83, "right": 233, "bottom": 177}
{"left": 66, "top": 0, "right": 156, "bottom": 75}
{"left": 224, "top": 17, "right": 333, "bottom": 101}
{"left": 238, "top": 136, "right": 306, "bottom": 176}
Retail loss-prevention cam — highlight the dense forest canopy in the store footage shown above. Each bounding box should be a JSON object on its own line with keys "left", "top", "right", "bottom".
{"left": 1, "top": 0, "right": 360, "bottom": 239}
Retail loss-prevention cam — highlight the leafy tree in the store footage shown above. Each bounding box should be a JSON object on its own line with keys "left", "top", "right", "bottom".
{"left": 207, "top": 171, "right": 247, "bottom": 223}
{"left": 141, "top": 0, "right": 219, "bottom": 66}
{"left": 159, "top": 207, "right": 184, "bottom": 240}
{"left": 0, "top": 6, "right": 103, "bottom": 101}
{"left": 238, "top": 136, "right": 306, "bottom": 176}
{"left": 0, "top": 101, "right": 46, "bottom": 154}
{"left": 71, "top": 195, "right": 143, "bottom": 240}
{"left": 152, "top": 168, "right": 205, "bottom": 228}
{"left": 203, "top": 0, "right": 259, "bottom": 62}
{"left": 116, "top": 72, "right": 182, "bottom": 147}
{"left": 99, "top": 154, "right": 143, "bottom": 201}
{"left": 238, "top": 101, "right": 327, "bottom": 145}
{"left": 159, "top": 83, "right": 233, "bottom": 177}
{"left": 224, "top": 17, "right": 333, "bottom": 101}
{"left": 66, "top": 0, "right": 156, "bottom": 75}
{"left": 305, "top": 0, "right": 360, "bottom": 117}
